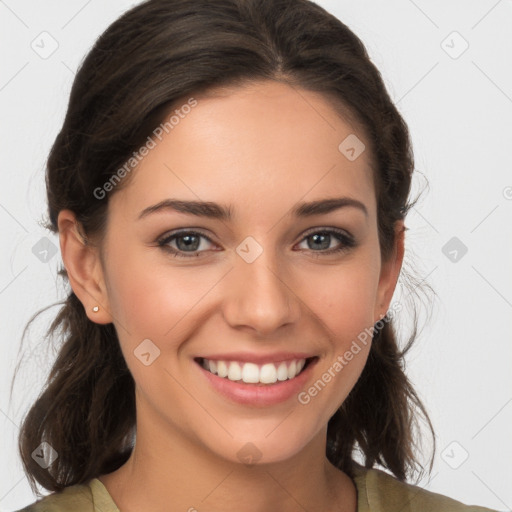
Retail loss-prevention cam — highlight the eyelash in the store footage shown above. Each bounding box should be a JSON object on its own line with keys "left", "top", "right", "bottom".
{"left": 156, "top": 228, "right": 356, "bottom": 259}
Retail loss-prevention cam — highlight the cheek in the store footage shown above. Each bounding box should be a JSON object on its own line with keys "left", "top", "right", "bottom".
{"left": 297, "top": 257, "right": 381, "bottom": 337}
{"left": 299, "top": 267, "right": 377, "bottom": 418}
{"left": 104, "top": 248, "right": 220, "bottom": 346}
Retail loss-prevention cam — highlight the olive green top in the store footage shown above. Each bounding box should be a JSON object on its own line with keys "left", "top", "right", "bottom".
{"left": 15, "top": 465, "right": 499, "bottom": 512}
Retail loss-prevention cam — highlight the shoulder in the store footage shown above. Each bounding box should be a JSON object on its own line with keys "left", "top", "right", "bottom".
{"left": 13, "top": 479, "right": 115, "bottom": 512}
{"left": 352, "top": 465, "right": 499, "bottom": 512}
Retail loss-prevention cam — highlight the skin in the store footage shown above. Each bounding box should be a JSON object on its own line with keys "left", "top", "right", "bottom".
{"left": 58, "top": 80, "right": 405, "bottom": 512}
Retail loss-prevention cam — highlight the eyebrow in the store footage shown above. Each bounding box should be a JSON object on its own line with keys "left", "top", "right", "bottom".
{"left": 137, "top": 197, "right": 368, "bottom": 220}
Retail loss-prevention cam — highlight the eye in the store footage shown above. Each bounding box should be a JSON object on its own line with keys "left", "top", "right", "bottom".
{"left": 157, "top": 230, "right": 217, "bottom": 258}
{"left": 156, "top": 227, "right": 356, "bottom": 259}
{"left": 295, "top": 228, "right": 356, "bottom": 256}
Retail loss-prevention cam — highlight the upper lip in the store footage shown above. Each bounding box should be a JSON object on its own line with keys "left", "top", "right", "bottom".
{"left": 196, "top": 352, "right": 317, "bottom": 365}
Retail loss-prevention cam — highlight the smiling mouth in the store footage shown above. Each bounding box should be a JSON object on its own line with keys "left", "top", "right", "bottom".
{"left": 194, "top": 356, "right": 318, "bottom": 385}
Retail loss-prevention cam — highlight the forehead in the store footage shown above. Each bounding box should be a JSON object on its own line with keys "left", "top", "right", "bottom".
{"left": 109, "top": 80, "right": 376, "bottom": 222}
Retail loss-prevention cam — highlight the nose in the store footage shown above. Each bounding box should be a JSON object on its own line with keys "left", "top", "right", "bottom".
{"left": 222, "top": 247, "right": 301, "bottom": 336}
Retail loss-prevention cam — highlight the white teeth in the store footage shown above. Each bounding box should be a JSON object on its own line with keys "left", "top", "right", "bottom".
{"left": 259, "top": 363, "right": 277, "bottom": 384}
{"left": 241, "top": 362, "right": 260, "bottom": 383}
{"left": 217, "top": 360, "right": 228, "bottom": 378}
{"left": 200, "top": 358, "right": 307, "bottom": 384}
{"left": 287, "top": 360, "right": 297, "bottom": 380}
{"left": 227, "top": 361, "right": 242, "bottom": 381}
{"left": 276, "top": 362, "right": 288, "bottom": 381}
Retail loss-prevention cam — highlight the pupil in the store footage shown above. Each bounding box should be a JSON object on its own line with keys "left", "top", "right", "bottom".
{"left": 177, "top": 235, "right": 199, "bottom": 251}
{"left": 310, "top": 233, "right": 329, "bottom": 250}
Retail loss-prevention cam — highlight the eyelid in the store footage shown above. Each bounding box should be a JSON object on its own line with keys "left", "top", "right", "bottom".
{"left": 299, "top": 225, "right": 353, "bottom": 240}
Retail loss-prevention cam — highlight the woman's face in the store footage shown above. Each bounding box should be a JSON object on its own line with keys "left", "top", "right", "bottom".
{"left": 83, "top": 80, "right": 403, "bottom": 465}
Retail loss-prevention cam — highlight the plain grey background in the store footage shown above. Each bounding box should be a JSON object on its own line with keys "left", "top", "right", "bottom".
{"left": 1, "top": 1, "right": 511, "bottom": 510}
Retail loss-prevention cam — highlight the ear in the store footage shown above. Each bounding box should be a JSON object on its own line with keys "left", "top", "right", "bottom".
{"left": 374, "top": 220, "right": 405, "bottom": 323}
{"left": 57, "top": 209, "right": 112, "bottom": 325}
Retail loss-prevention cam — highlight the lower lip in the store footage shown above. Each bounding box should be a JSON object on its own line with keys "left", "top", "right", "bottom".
{"left": 196, "top": 358, "right": 318, "bottom": 407}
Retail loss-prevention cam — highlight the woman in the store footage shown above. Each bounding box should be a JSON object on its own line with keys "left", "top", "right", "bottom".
{"left": 14, "top": 0, "right": 498, "bottom": 510}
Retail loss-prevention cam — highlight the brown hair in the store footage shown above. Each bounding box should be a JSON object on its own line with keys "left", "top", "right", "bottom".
{"left": 12, "top": 0, "right": 435, "bottom": 496}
